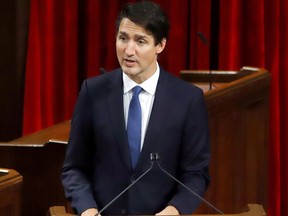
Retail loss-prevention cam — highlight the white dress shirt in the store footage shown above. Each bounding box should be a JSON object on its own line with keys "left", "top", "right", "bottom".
{"left": 123, "top": 63, "right": 160, "bottom": 150}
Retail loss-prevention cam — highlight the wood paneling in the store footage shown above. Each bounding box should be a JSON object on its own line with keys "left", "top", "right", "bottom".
{"left": 0, "top": 143, "right": 67, "bottom": 216}
{"left": 0, "top": 0, "right": 30, "bottom": 141}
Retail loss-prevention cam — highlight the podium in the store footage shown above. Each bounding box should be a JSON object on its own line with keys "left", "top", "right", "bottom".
{"left": 0, "top": 168, "right": 23, "bottom": 216}
{"left": 0, "top": 123, "right": 70, "bottom": 216}
{"left": 181, "top": 66, "right": 270, "bottom": 214}
{"left": 0, "top": 66, "right": 270, "bottom": 215}
{"left": 47, "top": 204, "right": 266, "bottom": 216}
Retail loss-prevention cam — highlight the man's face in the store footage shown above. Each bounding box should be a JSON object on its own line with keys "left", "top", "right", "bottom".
{"left": 116, "top": 18, "right": 166, "bottom": 84}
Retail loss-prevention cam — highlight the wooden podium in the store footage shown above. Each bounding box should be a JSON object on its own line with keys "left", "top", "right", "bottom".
{"left": 0, "top": 66, "right": 270, "bottom": 216}
{"left": 47, "top": 204, "right": 266, "bottom": 216}
{"left": 0, "top": 126, "right": 70, "bottom": 216}
{"left": 0, "top": 168, "right": 23, "bottom": 216}
{"left": 180, "top": 67, "right": 270, "bottom": 214}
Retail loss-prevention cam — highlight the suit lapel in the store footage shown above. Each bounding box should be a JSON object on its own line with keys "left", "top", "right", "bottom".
{"left": 136, "top": 69, "right": 174, "bottom": 171}
{"left": 106, "top": 70, "right": 132, "bottom": 170}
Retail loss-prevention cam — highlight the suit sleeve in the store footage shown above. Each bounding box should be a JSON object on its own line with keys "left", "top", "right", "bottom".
{"left": 168, "top": 88, "right": 211, "bottom": 214}
{"left": 61, "top": 80, "right": 98, "bottom": 215}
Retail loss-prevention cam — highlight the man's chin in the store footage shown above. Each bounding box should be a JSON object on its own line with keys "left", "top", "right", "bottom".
{"left": 122, "top": 67, "right": 138, "bottom": 76}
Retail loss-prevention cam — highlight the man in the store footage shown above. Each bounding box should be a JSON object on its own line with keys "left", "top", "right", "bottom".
{"left": 61, "top": 1, "right": 210, "bottom": 216}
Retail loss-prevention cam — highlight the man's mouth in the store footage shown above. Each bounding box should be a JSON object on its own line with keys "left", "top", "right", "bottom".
{"left": 124, "top": 58, "right": 137, "bottom": 66}
{"left": 125, "top": 58, "right": 136, "bottom": 62}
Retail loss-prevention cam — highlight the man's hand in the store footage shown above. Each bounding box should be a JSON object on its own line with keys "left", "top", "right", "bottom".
{"left": 156, "top": 205, "right": 180, "bottom": 215}
{"left": 81, "top": 208, "right": 99, "bottom": 216}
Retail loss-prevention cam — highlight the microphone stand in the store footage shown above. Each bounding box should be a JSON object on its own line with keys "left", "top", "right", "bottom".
{"left": 96, "top": 156, "right": 156, "bottom": 216}
{"left": 154, "top": 153, "right": 224, "bottom": 215}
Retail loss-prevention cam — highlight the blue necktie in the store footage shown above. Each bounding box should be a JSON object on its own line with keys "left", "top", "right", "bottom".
{"left": 127, "top": 86, "right": 142, "bottom": 169}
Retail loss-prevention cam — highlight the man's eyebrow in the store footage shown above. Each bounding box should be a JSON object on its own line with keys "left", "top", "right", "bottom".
{"left": 118, "top": 31, "right": 128, "bottom": 36}
{"left": 118, "top": 31, "right": 149, "bottom": 39}
{"left": 135, "top": 34, "right": 148, "bottom": 39}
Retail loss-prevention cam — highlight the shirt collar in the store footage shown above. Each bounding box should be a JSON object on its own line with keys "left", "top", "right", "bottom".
{"left": 123, "top": 63, "right": 160, "bottom": 96}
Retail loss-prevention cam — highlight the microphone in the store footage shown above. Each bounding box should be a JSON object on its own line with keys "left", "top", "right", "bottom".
{"left": 95, "top": 154, "right": 157, "bottom": 216}
{"left": 154, "top": 153, "right": 224, "bottom": 215}
{"left": 197, "top": 32, "right": 209, "bottom": 46}
{"left": 197, "top": 32, "right": 213, "bottom": 90}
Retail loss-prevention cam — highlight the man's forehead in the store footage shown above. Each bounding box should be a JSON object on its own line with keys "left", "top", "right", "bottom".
{"left": 118, "top": 18, "right": 152, "bottom": 37}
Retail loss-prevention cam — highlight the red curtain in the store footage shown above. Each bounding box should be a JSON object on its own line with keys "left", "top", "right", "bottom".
{"left": 23, "top": 0, "right": 211, "bottom": 134}
{"left": 23, "top": 0, "right": 79, "bottom": 134}
{"left": 23, "top": 0, "right": 287, "bottom": 215}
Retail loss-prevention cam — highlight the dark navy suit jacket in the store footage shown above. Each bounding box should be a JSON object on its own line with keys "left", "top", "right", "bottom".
{"left": 61, "top": 68, "right": 210, "bottom": 215}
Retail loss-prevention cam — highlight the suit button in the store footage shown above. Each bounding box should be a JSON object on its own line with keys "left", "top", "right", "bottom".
{"left": 121, "top": 209, "right": 127, "bottom": 214}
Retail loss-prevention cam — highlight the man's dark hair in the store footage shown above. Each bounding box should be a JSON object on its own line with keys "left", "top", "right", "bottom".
{"left": 115, "top": 0, "right": 170, "bottom": 45}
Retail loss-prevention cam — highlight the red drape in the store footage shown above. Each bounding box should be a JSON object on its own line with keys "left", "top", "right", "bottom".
{"left": 23, "top": 0, "right": 79, "bottom": 134}
{"left": 23, "top": 0, "right": 211, "bottom": 134}
{"left": 23, "top": 0, "right": 287, "bottom": 215}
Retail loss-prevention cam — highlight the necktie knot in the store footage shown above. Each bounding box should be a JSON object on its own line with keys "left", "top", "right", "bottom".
{"left": 132, "top": 86, "right": 142, "bottom": 97}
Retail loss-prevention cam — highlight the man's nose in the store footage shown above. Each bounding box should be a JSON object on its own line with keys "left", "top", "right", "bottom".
{"left": 125, "top": 41, "right": 136, "bottom": 55}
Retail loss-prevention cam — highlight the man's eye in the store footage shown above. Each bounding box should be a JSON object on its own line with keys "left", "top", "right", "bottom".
{"left": 119, "top": 36, "right": 127, "bottom": 42}
{"left": 137, "top": 40, "right": 146, "bottom": 45}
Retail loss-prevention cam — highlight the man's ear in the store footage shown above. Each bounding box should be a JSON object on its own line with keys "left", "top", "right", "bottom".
{"left": 156, "top": 38, "right": 167, "bottom": 54}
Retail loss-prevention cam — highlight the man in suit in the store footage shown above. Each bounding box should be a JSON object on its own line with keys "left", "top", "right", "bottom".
{"left": 61, "top": 1, "right": 210, "bottom": 216}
